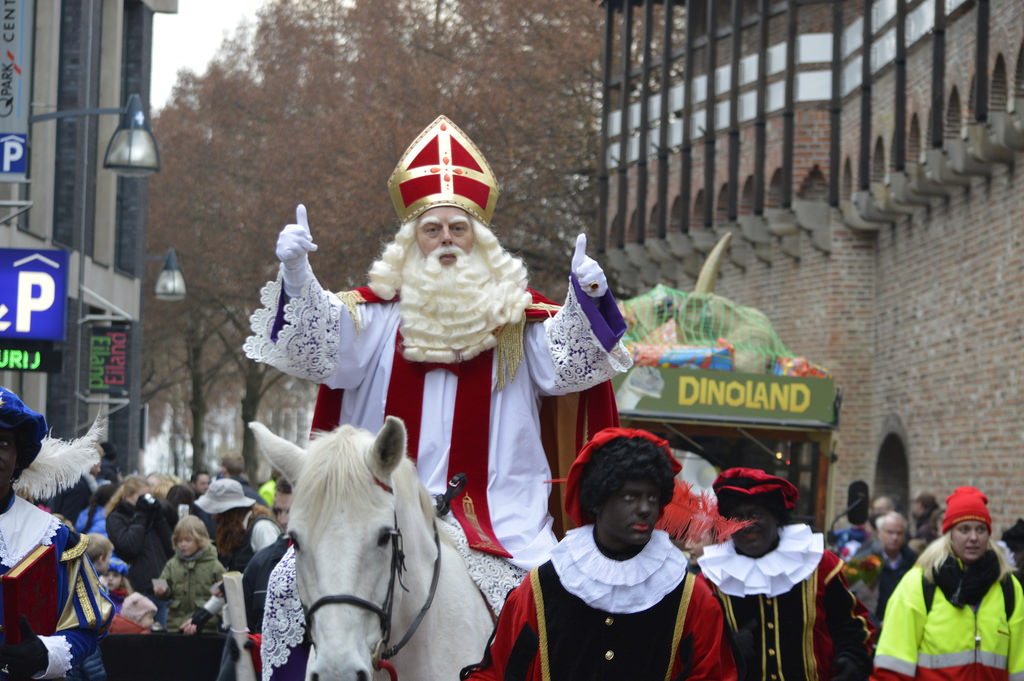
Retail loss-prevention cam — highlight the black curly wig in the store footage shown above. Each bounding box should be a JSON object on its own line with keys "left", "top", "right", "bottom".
{"left": 577, "top": 436, "right": 676, "bottom": 523}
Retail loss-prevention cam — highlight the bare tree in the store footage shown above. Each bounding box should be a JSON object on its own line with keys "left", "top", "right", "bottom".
{"left": 144, "top": 0, "right": 604, "bottom": 477}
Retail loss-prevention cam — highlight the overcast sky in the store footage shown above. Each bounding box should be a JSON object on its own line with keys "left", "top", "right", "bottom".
{"left": 151, "top": 0, "right": 269, "bottom": 111}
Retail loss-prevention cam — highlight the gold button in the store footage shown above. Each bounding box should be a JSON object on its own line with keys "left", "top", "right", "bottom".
{"left": 768, "top": 649, "right": 776, "bottom": 657}
{"left": 605, "top": 650, "right": 614, "bottom": 660}
{"left": 605, "top": 617, "right": 614, "bottom": 626}
{"left": 771, "top": 676, "right": 778, "bottom": 680}
{"left": 767, "top": 623, "right": 774, "bottom": 630}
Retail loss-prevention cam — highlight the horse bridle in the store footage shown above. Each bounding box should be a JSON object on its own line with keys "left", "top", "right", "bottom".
{"left": 303, "top": 477, "right": 443, "bottom": 670}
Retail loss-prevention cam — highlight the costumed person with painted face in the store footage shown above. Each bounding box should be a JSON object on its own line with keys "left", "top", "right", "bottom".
{"left": 0, "top": 387, "right": 114, "bottom": 679}
{"left": 461, "top": 428, "right": 740, "bottom": 681}
{"left": 871, "top": 486, "right": 1024, "bottom": 681}
{"left": 245, "top": 116, "right": 630, "bottom": 610}
{"left": 699, "top": 468, "right": 875, "bottom": 681}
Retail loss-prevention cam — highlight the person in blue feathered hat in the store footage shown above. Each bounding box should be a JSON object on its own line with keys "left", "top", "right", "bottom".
{"left": 0, "top": 386, "right": 49, "bottom": 482}
{"left": 0, "top": 386, "right": 114, "bottom": 680}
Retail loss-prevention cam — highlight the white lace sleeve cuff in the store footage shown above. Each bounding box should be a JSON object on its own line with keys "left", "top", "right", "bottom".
{"left": 262, "top": 547, "right": 305, "bottom": 681}
{"left": 243, "top": 269, "right": 343, "bottom": 382}
{"left": 36, "top": 635, "right": 72, "bottom": 679}
{"left": 545, "top": 283, "right": 633, "bottom": 391}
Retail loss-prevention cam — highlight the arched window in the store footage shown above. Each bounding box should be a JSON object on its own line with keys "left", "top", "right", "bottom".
{"left": 798, "top": 166, "right": 828, "bottom": 201}
{"left": 908, "top": 114, "right": 921, "bottom": 167}
{"left": 992, "top": 55, "right": 1008, "bottom": 112}
{"left": 871, "top": 137, "right": 886, "bottom": 183}
{"left": 690, "top": 189, "right": 705, "bottom": 230}
{"left": 945, "top": 87, "right": 962, "bottom": 140}
{"left": 740, "top": 176, "right": 755, "bottom": 215}
{"left": 715, "top": 183, "right": 729, "bottom": 224}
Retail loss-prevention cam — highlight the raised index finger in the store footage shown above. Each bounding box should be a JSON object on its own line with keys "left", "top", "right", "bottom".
{"left": 295, "top": 204, "right": 309, "bottom": 231}
{"left": 572, "top": 233, "right": 588, "bottom": 271}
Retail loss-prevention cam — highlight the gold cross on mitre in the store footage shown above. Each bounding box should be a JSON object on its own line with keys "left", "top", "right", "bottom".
{"left": 386, "top": 115, "right": 499, "bottom": 226}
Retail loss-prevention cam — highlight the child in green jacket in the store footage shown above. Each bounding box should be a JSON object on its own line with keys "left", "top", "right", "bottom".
{"left": 154, "top": 515, "right": 225, "bottom": 633}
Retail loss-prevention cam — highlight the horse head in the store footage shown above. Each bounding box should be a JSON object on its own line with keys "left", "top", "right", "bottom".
{"left": 250, "top": 416, "right": 427, "bottom": 681}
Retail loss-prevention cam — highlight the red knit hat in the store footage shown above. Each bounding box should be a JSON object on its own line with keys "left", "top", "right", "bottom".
{"left": 563, "top": 427, "right": 680, "bottom": 527}
{"left": 942, "top": 486, "right": 991, "bottom": 534}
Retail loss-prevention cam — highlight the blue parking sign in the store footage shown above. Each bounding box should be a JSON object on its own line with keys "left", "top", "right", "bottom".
{"left": 0, "top": 134, "right": 26, "bottom": 176}
{"left": 0, "top": 248, "right": 69, "bottom": 340}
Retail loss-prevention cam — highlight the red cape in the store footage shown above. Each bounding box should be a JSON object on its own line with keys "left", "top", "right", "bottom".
{"left": 309, "top": 286, "right": 619, "bottom": 537}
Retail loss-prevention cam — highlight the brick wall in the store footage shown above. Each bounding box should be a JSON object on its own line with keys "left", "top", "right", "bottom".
{"left": 603, "top": 0, "right": 1024, "bottom": 532}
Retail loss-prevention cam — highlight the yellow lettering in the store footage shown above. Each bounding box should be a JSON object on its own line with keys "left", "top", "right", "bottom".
{"left": 770, "top": 382, "right": 788, "bottom": 411}
{"left": 725, "top": 381, "right": 745, "bottom": 407}
{"left": 679, "top": 376, "right": 700, "bottom": 405}
{"left": 753, "top": 381, "right": 769, "bottom": 409}
{"left": 790, "top": 384, "right": 811, "bottom": 413}
{"left": 707, "top": 378, "right": 725, "bottom": 405}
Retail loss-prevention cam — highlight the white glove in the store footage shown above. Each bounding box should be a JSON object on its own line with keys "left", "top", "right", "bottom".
{"left": 277, "top": 204, "right": 318, "bottom": 297}
{"left": 571, "top": 233, "right": 607, "bottom": 298}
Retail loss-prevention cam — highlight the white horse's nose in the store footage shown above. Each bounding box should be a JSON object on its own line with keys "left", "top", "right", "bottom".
{"left": 309, "top": 649, "right": 374, "bottom": 681}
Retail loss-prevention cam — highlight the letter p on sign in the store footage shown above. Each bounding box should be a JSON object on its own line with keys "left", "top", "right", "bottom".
{"left": 17, "top": 271, "right": 55, "bottom": 332}
{"left": 0, "top": 135, "right": 25, "bottom": 174}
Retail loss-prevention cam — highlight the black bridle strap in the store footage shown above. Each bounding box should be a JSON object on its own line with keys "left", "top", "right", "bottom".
{"left": 306, "top": 593, "right": 387, "bottom": 625}
{"left": 302, "top": 516, "right": 444, "bottom": 665}
{"left": 381, "top": 520, "right": 442, "bottom": 660}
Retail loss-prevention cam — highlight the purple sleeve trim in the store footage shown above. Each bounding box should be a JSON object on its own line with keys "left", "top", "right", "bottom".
{"left": 570, "top": 273, "right": 627, "bottom": 352}
{"left": 268, "top": 645, "right": 309, "bottom": 681}
{"left": 270, "top": 292, "right": 289, "bottom": 342}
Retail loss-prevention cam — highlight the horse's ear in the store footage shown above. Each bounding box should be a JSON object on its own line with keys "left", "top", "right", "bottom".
{"left": 248, "top": 421, "right": 305, "bottom": 484}
{"left": 373, "top": 416, "right": 407, "bottom": 476}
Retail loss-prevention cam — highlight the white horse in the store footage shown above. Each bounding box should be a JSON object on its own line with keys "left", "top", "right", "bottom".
{"left": 249, "top": 416, "right": 494, "bottom": 681}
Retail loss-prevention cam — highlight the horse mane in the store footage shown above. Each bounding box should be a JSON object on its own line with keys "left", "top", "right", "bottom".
{"left": 296, "top": 425, "right": 439, "bottom": 543}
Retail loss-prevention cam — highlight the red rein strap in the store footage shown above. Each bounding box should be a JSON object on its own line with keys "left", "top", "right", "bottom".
{"left": 378, "top": 660, "right": 398, "bottom": 681}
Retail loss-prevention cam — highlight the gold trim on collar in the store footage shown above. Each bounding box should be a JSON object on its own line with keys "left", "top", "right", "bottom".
{"left": 61, "top": 536, "right": 88, "bottom": 561}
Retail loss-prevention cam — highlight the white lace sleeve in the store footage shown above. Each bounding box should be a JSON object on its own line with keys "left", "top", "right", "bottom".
{"left": 262, "top": 547, "right": 305, "bottom": 681}
{"left": 243, "top": 269, "right": 344, "bottom": 382}
{"left": 544, "top": 283, "right": 632, "bottom": 391}
{"left": 38, "top": 635, "right": 72, "bottom": 679}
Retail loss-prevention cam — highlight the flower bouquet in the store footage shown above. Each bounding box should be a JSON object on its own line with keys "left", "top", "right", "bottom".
{"left": 843, "top": 554, "right": 882, "bottom": 588}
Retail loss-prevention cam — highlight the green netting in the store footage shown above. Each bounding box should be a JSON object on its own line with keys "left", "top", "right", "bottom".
{"left": 618, "top": 284, "right": 796, "bottom": 374}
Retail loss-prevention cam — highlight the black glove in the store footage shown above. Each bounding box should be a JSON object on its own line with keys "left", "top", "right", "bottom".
{"left": 136, "top": 493, "right": 159, "bottom": 514}
{"left": 226, "top": 636, "right": 254, "bottom": 662}
{"left": 832, "top": 654, "right": 866, "bottom": 681}
{"left": 190, "top": 608, "right": 213, "bottom": 632}
{"left": 0, "top": 615, "right": 49, "bottom": 679}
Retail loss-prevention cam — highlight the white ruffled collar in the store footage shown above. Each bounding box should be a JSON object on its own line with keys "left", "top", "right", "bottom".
{"left": 549, "top": 527, "right": 688, "bottom": 614}
{"left": 0, "top": 496, "right": 61, "bottom": 568}
{"left": 698, "top": 524, "right": 823, "bottom": 598}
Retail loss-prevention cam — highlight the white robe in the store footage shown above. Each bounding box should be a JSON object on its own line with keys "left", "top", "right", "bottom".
{"left": 245, "top": 272, "right": 632, "bottom": 570}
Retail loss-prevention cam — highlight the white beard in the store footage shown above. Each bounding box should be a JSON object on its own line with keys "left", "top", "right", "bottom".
{"left": 397, "top": 245, "right": 530, "bottom": 363}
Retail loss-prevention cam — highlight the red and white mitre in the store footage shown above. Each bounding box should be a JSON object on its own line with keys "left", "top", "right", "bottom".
{"left": 386, "top": 115, "right": 499, "bottom": 226}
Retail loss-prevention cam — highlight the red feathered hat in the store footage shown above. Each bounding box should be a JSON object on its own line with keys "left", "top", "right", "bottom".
{"left": 564, "top": 427, "right": 680, "bottom": 528}
{"left": 942, "top": 486, "right": 991, "bottom": 534}
{"left": 712, "top": 467, "right": 799, "bottom": 513}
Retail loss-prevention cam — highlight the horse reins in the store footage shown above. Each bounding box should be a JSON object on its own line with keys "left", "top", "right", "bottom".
{"left": 303, "top": 475, "right": 444, "bottom": 677}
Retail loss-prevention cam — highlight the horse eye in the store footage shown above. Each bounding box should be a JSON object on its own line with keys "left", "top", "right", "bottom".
{"left": 288, "top": 531, "right": 301, "bottom": 552}
{"left": 377, "top": 528, "right": 392, "bottom": 547}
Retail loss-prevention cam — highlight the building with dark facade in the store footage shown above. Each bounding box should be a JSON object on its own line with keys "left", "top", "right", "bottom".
{"left": 597, "top": 0, "right": 1023, "bottom": 527}
{"left": 0, "top": 1, "right": 176, "bottom": 475}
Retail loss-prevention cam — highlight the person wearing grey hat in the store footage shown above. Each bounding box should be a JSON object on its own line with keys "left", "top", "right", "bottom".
{"left": 196, "top": 480, "right": 278, "bottom": 573}
{"left": 0, "top": 386, "right": 114, "bottom": 679}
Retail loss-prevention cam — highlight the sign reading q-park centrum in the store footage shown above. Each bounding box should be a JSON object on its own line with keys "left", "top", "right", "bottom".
{"left": 0, "top": 0, "right": 33, "bottom": 180}
{"left": 0, "top": 248, "right": 70, "bottom": 341}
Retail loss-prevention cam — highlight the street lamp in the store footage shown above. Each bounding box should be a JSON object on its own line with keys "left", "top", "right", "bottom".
{"left": 152, "top": 249, "right": 187, "bottom": 301}
{"left": 30, "top": 93, "right": 160, "bottom": 177}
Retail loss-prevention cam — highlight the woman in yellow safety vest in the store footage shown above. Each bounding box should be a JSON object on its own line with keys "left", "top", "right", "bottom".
{"left": 872, "top": 486, "right": 1024, "bottom": 681}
